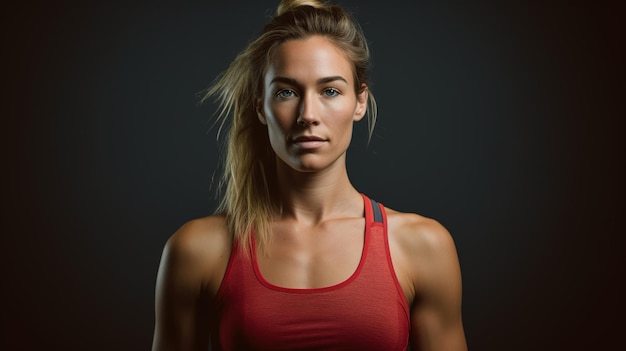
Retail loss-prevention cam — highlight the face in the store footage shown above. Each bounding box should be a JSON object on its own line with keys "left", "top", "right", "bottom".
{"left": 257, "top": 35, "right": 368, "bottom": 173}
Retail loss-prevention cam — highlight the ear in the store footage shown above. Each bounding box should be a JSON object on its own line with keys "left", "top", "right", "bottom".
{"left": 353, "top": 83, "right": 368, "bottom": 122}
{"left": 256, "top": 98, "right": 267, "bottom": 125}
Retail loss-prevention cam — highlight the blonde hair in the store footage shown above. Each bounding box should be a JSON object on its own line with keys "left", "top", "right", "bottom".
{"left": 203, "top": 0, "right": 377, "bottom": 252}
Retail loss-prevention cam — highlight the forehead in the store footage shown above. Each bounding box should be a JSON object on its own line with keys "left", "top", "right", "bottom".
{"left": 265, "top": 35, "right": 354, "bottom": 84}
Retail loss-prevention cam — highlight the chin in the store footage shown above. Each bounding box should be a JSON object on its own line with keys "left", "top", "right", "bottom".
{"left": 289, "top": 160, "right": 326, "bottom": 173}
{"left": 293, "top": 165, "right": 325, "bottom": 173}
{"left": 282, "top": 153, "right": 343, "bottom": 173}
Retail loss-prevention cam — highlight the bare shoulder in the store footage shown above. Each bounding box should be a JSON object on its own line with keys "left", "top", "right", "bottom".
{"left": 385, "top": 208, "right": 457, "bottom": 258}
{"left": 167, "top": 215, "right": 231, "bottom": 256}
{"left": 385, "top": 208, "right": 462, "bottom": 302}
{"left": 153, "top": 216, "right": 232, "bottom": 349}
{"left": 386, "top": 208, "right": 466, "bottom": 349}
{"left": 160, "top": 215, "right": 232, "bottom": 294}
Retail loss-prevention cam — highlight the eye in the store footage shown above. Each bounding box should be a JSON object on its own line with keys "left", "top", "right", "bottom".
{"left": 322, "top": 88, "right": 340, "bottom": 97}
{"left": 275, "top": 89, "right": 296, "bottom": 99}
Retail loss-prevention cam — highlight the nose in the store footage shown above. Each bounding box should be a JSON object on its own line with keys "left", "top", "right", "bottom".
{"left": 297, "top": 92, "right": 320, "bottom": 126}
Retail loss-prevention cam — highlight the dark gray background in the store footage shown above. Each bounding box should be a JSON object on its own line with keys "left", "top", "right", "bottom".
{"left": 3, "top": 0, "right": 624, "bottom": 350}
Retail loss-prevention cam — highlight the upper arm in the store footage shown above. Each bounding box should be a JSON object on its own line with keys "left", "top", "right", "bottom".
{"left": 401, "top": 217, "right": 467, "bottom": 351}
{"left": 152, "top": 217, "right": 231, "bottom": 351}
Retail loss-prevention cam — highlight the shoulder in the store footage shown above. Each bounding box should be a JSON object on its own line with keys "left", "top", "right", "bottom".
{"left": 385, "top": 209, "right": 466, "bottom": 349}
{"left": 385, "top": 208, "right": 462, "bottom": 300}
{"left": 386, "top": 209, "right": 457, "bottom": 258}
{"left": 164, "top": 215, "right": 231, "bottom": 263}
{"left": 160, "top": 215, "right": 232, "bottom": 294}
{"left": 166, "top": 215, "right": 231, "bottom": 254}
{"left": 153, "top": 216, "right": 232, "bottom": 348}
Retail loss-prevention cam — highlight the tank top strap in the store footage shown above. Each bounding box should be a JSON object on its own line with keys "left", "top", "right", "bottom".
{"left": 361, "top": 193, "right": 385, "bottom": 227}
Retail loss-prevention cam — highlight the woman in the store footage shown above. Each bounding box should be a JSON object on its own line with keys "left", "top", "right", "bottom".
{"left": 152, "top": 0, "right": 466, "bottom": 350}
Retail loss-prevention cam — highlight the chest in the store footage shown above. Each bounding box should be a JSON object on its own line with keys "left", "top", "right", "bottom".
{"left": 217, "top": 285, "right": 409, "bottom": 351}
{"left": 256, "top": 218, "right": 365, "bottom": 289}
{"left": 213, "top": 219, "right": 410, "bottom": 351}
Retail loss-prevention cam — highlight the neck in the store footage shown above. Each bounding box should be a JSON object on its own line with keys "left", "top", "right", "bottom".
{"left": 274, "top": 157, "right": 362, "bottom": 225}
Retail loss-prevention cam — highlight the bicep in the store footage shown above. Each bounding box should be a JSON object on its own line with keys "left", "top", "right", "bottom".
{"left": 152, "top": 230, "right": 212, "bottom": 351}
{"left": 410, "top": 225, "right": 466, "bottom": 351}
{"left": 411, "top": 303, "right": 465, "bottom": 351}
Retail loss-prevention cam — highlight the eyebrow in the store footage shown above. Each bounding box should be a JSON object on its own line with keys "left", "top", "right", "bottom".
{"left": 270, "top": 76, "right": 348, "bottom": 85}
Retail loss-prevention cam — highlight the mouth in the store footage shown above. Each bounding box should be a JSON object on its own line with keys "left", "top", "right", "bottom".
{"left": 292, "top": 135, "right": 327, "bottom": 142}
{"left": 291, "top": 135, "right": 328, "bottom": 149}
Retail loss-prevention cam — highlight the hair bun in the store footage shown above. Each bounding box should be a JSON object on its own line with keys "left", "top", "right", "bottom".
{"left": 277, "top": 0, "right": 326, "bottom": 16}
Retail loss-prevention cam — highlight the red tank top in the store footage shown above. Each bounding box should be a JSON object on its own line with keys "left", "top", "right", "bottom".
{"left": 211, "top": 194, "right": 410, "bottom": 350}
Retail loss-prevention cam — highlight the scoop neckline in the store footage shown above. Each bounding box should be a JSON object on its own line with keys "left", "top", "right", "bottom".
{"left": 250, "top": 194, "right": 372, "bottom": 294}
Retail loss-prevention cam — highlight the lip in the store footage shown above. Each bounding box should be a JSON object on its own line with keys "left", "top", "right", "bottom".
{"left": 291, "top": 135, "right": 327, "bottom": 149}
{"left": 293, "top": 135, "right": 326, "bottom": 142}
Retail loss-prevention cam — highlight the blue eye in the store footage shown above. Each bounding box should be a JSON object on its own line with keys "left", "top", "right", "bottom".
{"left": 323, "top": 88, "right": 340, "bottom": 97}
{"left": 276, "top": 89, "right": 296, "bottom": 99}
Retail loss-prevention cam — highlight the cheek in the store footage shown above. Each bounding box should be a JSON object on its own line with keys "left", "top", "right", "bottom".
{"left": 327, "top": 101, "right": 358, "bottom": 128}
{"left": 263, "top": 103, "right": 296, "bottom": 153}
{"left": 265, "top": 103, "right": 296, "bottom": 131}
